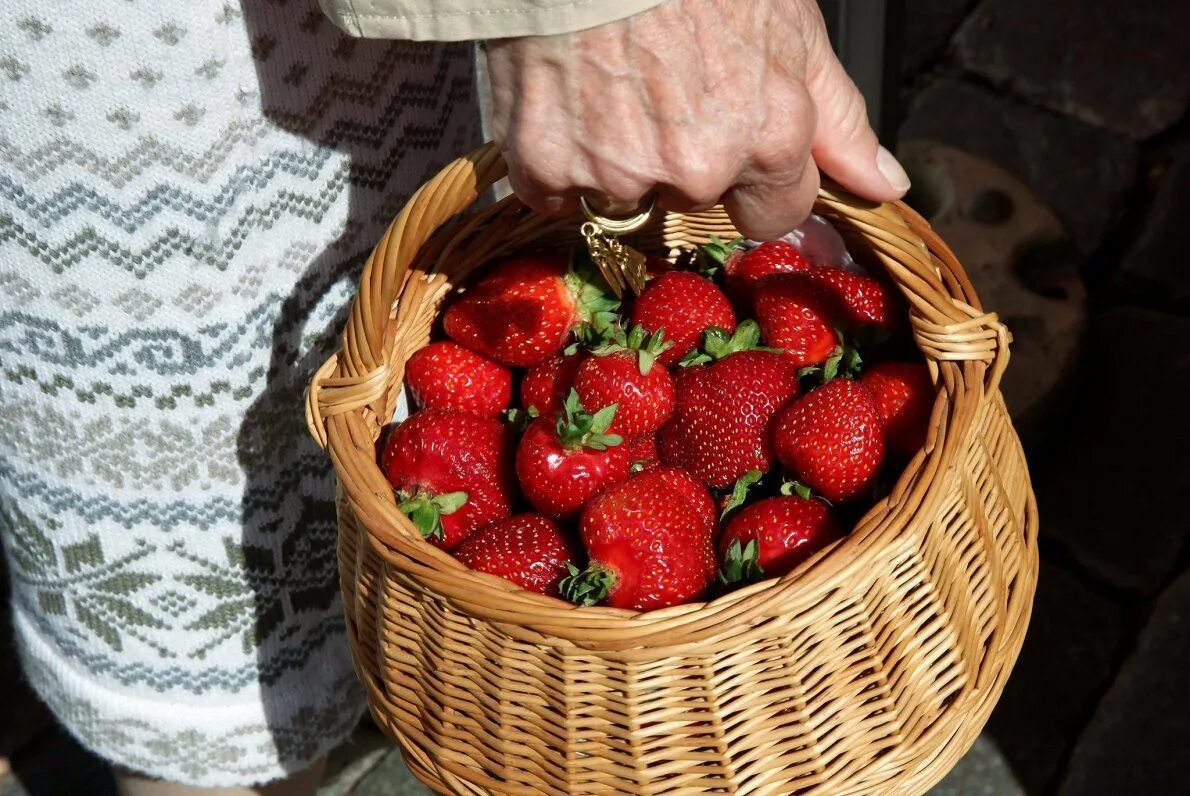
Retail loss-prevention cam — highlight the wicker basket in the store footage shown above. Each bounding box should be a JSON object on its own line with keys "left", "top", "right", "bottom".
{"left": 306, "top": 143, "right": 1039, "bottom": 795}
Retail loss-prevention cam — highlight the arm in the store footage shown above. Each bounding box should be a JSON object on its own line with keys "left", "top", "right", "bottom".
{"left": 323, "top": 0, "right": 909, "bottom": 240}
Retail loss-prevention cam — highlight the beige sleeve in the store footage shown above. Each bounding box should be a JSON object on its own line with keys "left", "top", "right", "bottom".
{"left": 318, "top": 0, "right": 670, "bottom": 41}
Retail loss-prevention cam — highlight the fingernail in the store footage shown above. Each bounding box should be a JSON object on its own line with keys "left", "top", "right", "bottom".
{"left": 877, "top": 146, "right": 911, "bottom": 194}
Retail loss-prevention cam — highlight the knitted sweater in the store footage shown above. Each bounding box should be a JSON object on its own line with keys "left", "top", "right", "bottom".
{"left": 0, "top": 0, "right": 481, "bottom": 786}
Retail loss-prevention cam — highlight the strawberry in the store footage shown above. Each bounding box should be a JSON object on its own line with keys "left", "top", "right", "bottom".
{"left": 798, "top": 265, "right": 897, "bottom": 333}
{"left": 861, "top": 361, "right": 934, "bottom": 457}
{"left": 444, "top": 252, "right": 618, "bottom": 367}
{"left": 453, "top": 514, "right": 579, "bottom": 596}
{"left": 709, "top": 238, "right": 813, "bottom": 306}
{"left": 625, "top": 434, "right": 660, "bottom": 472}
{"left": 515, "top": 391, "right": 631, "bottom": 519}
{"left": 718, "top": 495, "right": 842, "bottom": 585}
{"left": 631, "top": 272, "right": 737, "bottom": 368}
{"left": 659, "top": 323, "right": 800, "bottom": 489}
{"left": 654, "top": 465, "right": 718, "bottom": 530}
{"left": 573, "top": 325, "right": 675, "bottom": 439}
{"left": 381, "top": 410, "right": 517, "bottom": 549}
{"left": 753, "top": 272, "right": 842, "bottom": 369}
{"left": 774, "top": 379, "right": 885, "bottom": 503}
{"left": 562, "top": 467, "right": 717, "bottom": 611}
{"left": 521, "top": 354, "right": 584, "bottom": 417}
{"left": 405, "top": 341, "right": 512, "bottom": 418}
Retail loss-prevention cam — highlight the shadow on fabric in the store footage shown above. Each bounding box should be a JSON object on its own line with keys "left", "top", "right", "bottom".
{"left": 235, "top": 0, "right": 478, "bottom": 778}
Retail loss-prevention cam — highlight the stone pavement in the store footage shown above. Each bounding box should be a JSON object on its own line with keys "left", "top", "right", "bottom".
{"left": 4, "top": 1, "right": 1190, "bottom": 794}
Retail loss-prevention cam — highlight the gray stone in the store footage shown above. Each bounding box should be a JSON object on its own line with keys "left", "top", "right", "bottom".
{"left": 899, "top": 78, "right": 1137, "bottom": 254}
{"left": 900, "top": 0, "right": 977, "bottom": 76}
{"left": 342, "top": 748, "right": 430, "bottom": 795}
{"left": 954, "top": 0, "right": 1190, "bottom": 139}
{"left": 1038, "top": 307, "right": 1190, "bottom": 593}
{"left": 896, "top": 142, "right": 1086, "bottom": 436}
{"left": 320, "top": 726, "right": 428, "bottom": 796}
{"left": 927, "top": 735, "right": 1025, "bottom": 795}
{"left": 986, "top": 562, "right": 1127, "bottom": 793}
{"left": 1059, "top": 569, "right": 1190, "bottom": 795}
{"left": 1115, "top": 147, "right": 1190, "bottom": 309}
{"left": 319, "top": 725, "right": 393, "bottom": 795}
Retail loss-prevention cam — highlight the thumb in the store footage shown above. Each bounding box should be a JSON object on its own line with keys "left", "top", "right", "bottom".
{"left": 806, "top": 52, "right": 910, "bottom": 202}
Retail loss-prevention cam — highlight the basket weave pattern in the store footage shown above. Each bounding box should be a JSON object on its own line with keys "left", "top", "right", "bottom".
{"left": 307, "top": 144, "right": 1039, "bottom": 795}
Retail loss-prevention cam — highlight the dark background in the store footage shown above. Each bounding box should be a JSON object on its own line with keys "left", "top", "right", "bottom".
{"left": 3, "top": 1, "right": 1189, "bottom": 794}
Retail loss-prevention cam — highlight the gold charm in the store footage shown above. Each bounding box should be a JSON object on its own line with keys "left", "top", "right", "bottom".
{"left": 578, "top": 197, "right": 654, "bottom": 298}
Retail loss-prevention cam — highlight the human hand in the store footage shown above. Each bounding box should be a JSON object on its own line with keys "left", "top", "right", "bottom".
{"left": 486, "top": 0, "right": 910, "bottom": 241}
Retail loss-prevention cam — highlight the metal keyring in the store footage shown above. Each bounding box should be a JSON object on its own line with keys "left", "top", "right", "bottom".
{"left": 579, "top": 196, "right": 656, "bottom": 236}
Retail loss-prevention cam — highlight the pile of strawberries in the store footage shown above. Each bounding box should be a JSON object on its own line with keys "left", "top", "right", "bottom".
{"left": 381, "top": 229, "right": 935, "bottom": 612}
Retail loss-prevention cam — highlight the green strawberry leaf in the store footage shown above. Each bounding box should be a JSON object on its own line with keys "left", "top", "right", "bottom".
{"left": 822, "top": 352, "right": 842, "bottom": 382}
{"left": 503, "top": 406, "right": 540, "bottom": 431}
{"left": 557, "top": 390, "right": 623, "bottom": 451}
{"left": 590, "top": 403, "right": 618, "bottom": 434}
{"left": 780, "top": 480, "right": 831, "bottom": 505}
{"left": 780, "top": 481, "right": 813, "bottom": 500}
{"left": 721, "top": 470, "right": 764, "bottom": 520}
{"left": 433, "top": 491, "right": 468, "bottom": 514}
{"left": 397, "top": 492, "right": 457, "bottom": 541}
{"left": 588, "top": 322, "right": 673, "bottom": 376}
{"left": 717, "top": 539, "right": 764, "bottom": 587}
{"left": 698, "top": 235, "right": 745, "bottom": 279}
{"left": 560, "top": 563, "right": 618, "bottom": 606}
{"left": 683, "top": 320, "right": 783, "bottom": 367}
{"left": 567, "top": 251, "right": 622, "bottom": 324}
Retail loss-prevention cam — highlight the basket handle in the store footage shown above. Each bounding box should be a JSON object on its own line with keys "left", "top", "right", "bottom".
{"left": 305, "top": 143, "right": 508, "bottom": 448}
{"left": 814, "top": 188, "right": 1013, "bottom": 396}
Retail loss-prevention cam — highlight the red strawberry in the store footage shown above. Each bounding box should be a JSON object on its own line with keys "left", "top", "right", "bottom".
{"left": 515, "top": 392, "right": 631, "bottom": 519}
{"left": 521, "top": 354, "right": 584, "bottom": 417}
{"left": 655, "top": 465, "right": 718, "bottom": 530}
{"left": 405, "top": 341, "right": 512, "bottom": 418}
{"left": 573, "top": 326, "right": 675, "bottom": 439}
{"left": 444, "top": 252, "right": 617, "bottom": 367}
{"left": 563, "top": 467, "right": 716, "bottom": 611}
{"left": 453, "top": 514, "right": 579, "bottom": 596}
{"left": 381, "top": 410, "right": 517, "bottom": 549}
{"left": 753, "top": 272, "right": 842, "bottom": 369}
{"left": 718, "top": 495, "right": 842, "bottom": 585}
{"left": 799, "top": 265, "right": 897, "bottom": 332}
{"left": 659, "top": 323, "right": 800, "bottom": 489}
{"left": 774, "top": 379, "right": 885, "bottom": 503}
{"left": 631, "top": 272, "right": 737, "bottom": 368}
{"left": 714, "top": 238, "right": 813, "bottom": 306}
{"left": 861, "top": 361, "right": 934, "bottom": 457}
{"left": 625, "top": 434, "right": 660, "bottom": 472}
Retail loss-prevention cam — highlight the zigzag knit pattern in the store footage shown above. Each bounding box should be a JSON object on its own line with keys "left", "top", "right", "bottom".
{"left": 0, "top": 0, "right": 479, "bottom": 786}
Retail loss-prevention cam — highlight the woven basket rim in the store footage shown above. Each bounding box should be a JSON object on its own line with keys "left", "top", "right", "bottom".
{"left": 306, "top": 142, "right": 1014, "bottom": 649}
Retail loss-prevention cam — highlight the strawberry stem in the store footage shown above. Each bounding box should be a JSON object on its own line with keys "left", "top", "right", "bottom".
{"left": 503, "top": 406, "right": 540, "bottom": 432}
{"left": 588, "top": 323, "right": 673, "bottom": 375}
{"left": 556, "top": 390, "right": 623, "bottom": 451}
{"left": 797, "top": 325, "right": 864, "bottom": 387}
{"left": 566, "top": 250, "right": 622, "bottom": 325}
{"left": 721, "top": 469, "right": 764, "bottom": 520}
{"left": 680, "top": 320, "right": 782, "bottom": 367}
{"left": 718, "top": 539, "right": 764, "bottom": 587}
{"left": 560, "top": 562, "right": 617, "bottom": 606}
{"left": 698, "top": 234, "right": 745, "bottom": 279}
{"left": 396, "top": 490, "right": 468, "bottom": 540}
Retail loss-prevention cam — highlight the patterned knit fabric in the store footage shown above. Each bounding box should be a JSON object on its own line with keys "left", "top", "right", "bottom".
{"left": 0, "top": 0, "right": 478, "bottom": 786}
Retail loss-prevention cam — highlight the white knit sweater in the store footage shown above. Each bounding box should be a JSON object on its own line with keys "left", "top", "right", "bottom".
{"left": 0, "top": 0, "right": 479, "bottom": 785}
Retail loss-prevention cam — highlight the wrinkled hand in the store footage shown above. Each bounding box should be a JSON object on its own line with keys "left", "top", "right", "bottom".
{"left": 487, "top": 0, "right": 910, "bottom": 240}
